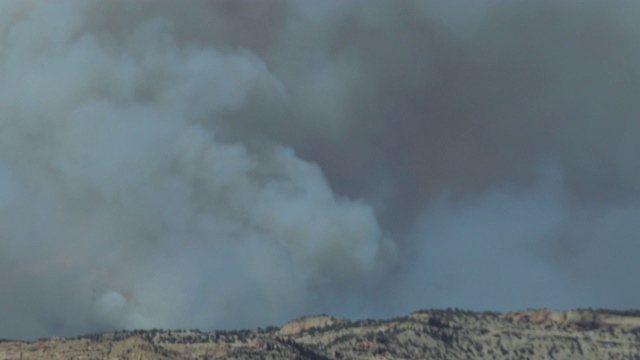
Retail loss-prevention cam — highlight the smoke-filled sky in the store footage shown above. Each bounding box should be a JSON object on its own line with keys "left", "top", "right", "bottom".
{"left": 2, "top": 0, "right": 640, "bottom": 340}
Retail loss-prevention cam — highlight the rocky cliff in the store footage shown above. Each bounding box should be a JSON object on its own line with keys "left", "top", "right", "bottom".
{"left": 2, "top": 309, "right": 640, "bottom": 359}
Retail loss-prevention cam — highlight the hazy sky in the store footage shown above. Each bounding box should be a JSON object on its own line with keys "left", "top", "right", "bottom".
{"left": 2, "top": 0, "right": 640, "bottom": 340}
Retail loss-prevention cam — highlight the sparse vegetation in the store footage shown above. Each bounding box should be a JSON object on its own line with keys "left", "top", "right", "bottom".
{"left": 578, "top": 308, "right": 640, "bottom": 317}
{"left": 3, "top": 309, "right": 640, "bottom": 359}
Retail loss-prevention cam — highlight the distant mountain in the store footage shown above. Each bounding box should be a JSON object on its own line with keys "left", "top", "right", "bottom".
{"left": 2, "top": 309, "right": 640, "bottom": 359}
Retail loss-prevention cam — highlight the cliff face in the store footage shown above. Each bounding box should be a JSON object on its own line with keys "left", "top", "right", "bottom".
{"left": 2, "top": 309, "right": 640, "bottom": 360}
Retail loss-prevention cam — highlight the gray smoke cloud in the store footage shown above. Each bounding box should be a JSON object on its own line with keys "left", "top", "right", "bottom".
{"left": 2, "top": 0, "right": 640, "bottom": 340}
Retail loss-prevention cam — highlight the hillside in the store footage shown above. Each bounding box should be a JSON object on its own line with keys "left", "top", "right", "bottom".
{"left": 2, "top": 309, "right": 640, "bottom": 359}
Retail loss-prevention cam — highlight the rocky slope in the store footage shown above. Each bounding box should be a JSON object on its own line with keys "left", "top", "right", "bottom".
{"left": 2, "top": 309, "right": 640, "bottom": 359}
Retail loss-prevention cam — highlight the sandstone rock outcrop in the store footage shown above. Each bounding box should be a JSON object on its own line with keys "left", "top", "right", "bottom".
{"left": 2, "top": 309, "right": 640, "bottom": 359}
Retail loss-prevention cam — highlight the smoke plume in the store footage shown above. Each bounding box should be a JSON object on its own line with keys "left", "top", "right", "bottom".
{"left": 2, "top": 0, "right": 640, "bottom": 340}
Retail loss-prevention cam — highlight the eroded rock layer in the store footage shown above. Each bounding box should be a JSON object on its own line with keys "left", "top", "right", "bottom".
{"left": 2, "top": 309, "right": 640, "bottom": 359}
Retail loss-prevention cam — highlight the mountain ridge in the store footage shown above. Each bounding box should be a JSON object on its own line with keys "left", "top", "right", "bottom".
{"left": 2, "top": 308, "right": 640, "bottom": 359}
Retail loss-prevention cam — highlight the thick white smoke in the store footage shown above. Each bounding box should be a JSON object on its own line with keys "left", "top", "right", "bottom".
{"left": 0, "top": 0, "right": 388, "bottom": 339}
{"left": 3, "top": 0, "right": 640, "bottom": 340}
